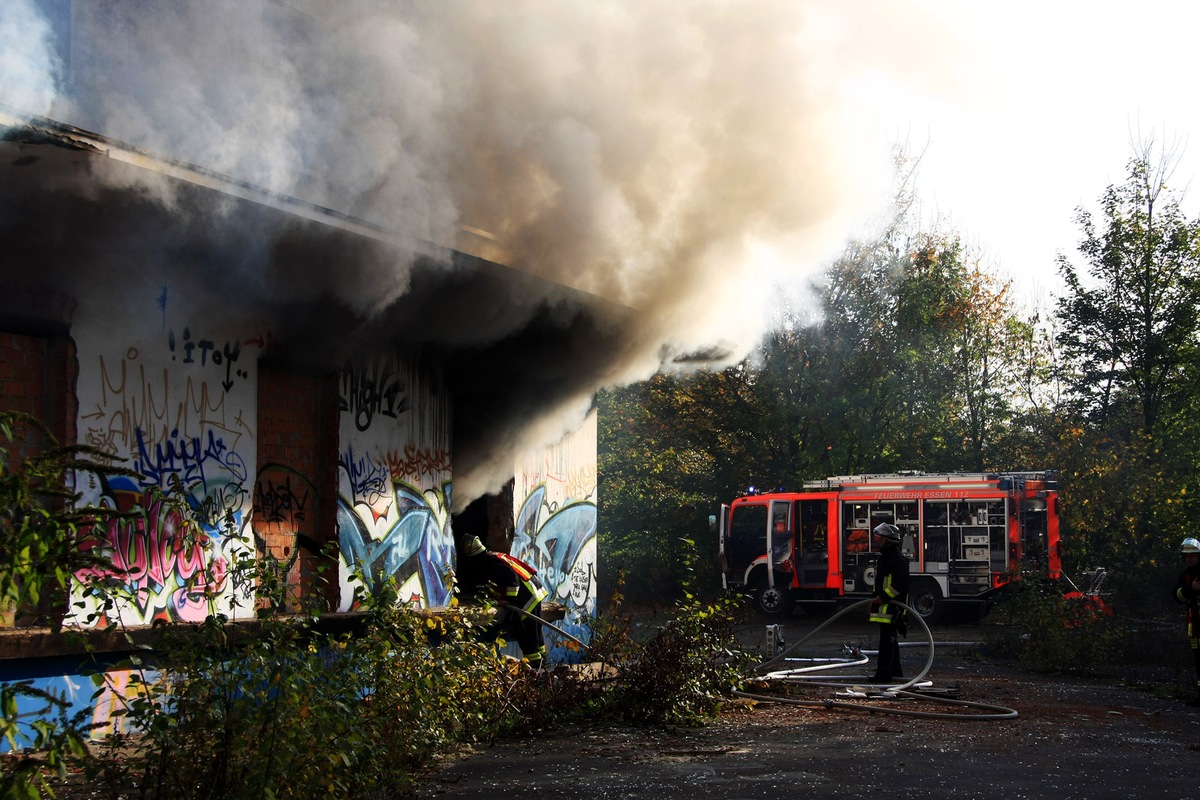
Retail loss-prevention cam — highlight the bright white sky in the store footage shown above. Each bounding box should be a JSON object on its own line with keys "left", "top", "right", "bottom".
{"left": 869, "top": 1, "right": 1200, "bottom": 310}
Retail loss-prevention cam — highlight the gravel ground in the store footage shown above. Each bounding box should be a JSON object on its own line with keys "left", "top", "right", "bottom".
{"left": 416, "top": 612, "right": 1200, "bottom": 800}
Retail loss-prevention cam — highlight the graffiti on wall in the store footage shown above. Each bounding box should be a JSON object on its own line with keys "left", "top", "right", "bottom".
{"left": 74, "top": 479, "right": 231, "bottom": 624}
{"left": 385, "top": 444, "right": 452, "bottom": 486}
{"left": 0, "top": 666, "right": 158, "bottom": 755}
{"left": 251, "top": 464, "right": 323, "bottom": 609}
{"left": 512, "top": 484, "right": 597, "bottom": 660}
{"left": 130, "top": 426, "right": 250, "bottom": 529}
{"left": 335, "top": 351, "right": 452, "bottom": 610}
{"left": 254, "top": 464, "right": 312, "bottom": 526}
{"left": 512, "top": 409, "right": 598, "bottom": 662}
{"left": 73, "top": 321, "right": 265, "bottom": 626}
{"left": 339, "top": 355, "right": 410, "bottom": 432}
{"left": 166, "top": 327, "right": 251, "bottom": 392}
{"left": 337, "top": 459, "right": 454, "bottom": 608}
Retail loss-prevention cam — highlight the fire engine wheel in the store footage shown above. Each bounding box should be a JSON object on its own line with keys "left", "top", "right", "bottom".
{"left": 755, "top": 583, "right": 794, "bottom": 617}
{"left": 908, "top": 580, "right": 945, "bottom": 624}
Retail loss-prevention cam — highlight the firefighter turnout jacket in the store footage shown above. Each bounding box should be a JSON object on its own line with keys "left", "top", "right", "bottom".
{"left": 482, "top": 551, "right": 549, "bottom": 616}
{"left": 476, "top": 550, "right": 549, "bottom": 666}
{"left": 1175, "top": 563, "right": 1200, "bottom": 639}
{"left": 869, "top": 543, "right": 910, "bottom": 626}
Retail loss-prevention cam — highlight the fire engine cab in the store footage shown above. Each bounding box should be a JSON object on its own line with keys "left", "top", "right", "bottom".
{"left": 716, "top": 471, "right": 1061, "bottom": 622}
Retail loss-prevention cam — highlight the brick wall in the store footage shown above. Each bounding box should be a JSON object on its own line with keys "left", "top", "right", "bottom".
{"left": 253, "top": 365, "right": 340, "bottom": 612}
{"left": 0, "top": 330, "right": 76, "bottom": 468}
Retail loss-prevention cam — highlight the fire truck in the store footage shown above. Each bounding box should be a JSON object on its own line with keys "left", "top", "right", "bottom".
{"left": 716, "top": 471, "right": 1061, "bottom": 622}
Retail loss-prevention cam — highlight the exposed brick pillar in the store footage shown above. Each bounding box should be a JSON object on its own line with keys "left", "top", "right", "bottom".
{"left": 0, "top": 331, "right": 75, "bottom": 458}
{"left": 254, "top": 365, "right": 339, "bottom": 613}
{"left": 0, "top": 328, "right": 77, "bottom": 625}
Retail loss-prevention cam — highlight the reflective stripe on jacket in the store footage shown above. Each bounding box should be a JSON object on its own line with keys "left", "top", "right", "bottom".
{"left": 870, "top": 545, "right": 909, "bottom": 625}
{"left": 495, "top": 552, "right": 549, "bottom": 613}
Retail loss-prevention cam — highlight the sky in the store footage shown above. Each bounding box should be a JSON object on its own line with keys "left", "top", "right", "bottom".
{"left": 883, "top": 2, "right": 1200, "bottom": 309}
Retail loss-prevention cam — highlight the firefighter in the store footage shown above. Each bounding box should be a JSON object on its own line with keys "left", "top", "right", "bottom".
{"left": 868, "top": 522, "right": 909, "bottom": 684}
{"left": 459, "top": 535, "right": 549, "bottom": 668}
{"left": 1173, "top": 537, "right": 1200, "bottom": 705}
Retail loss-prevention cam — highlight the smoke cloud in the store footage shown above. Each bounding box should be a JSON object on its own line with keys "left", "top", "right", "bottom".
{"left": 0, "top": 1, "right": 980, "bottom": 502}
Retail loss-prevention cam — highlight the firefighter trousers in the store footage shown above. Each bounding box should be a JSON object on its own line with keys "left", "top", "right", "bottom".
{"left": 874, "top": 622, "right": 903, "bottom": 680}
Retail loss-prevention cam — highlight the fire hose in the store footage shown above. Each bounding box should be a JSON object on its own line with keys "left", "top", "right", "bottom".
{"left": 737, "top": 598, "right": 1018, "bottom": 720}
{"left": 506, "top": 598, "right": 1018, "bottom": 721}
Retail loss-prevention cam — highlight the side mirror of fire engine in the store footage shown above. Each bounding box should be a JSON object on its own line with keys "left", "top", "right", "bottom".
{"left": 708, "top": 514, "right": 717, "bottom": 533}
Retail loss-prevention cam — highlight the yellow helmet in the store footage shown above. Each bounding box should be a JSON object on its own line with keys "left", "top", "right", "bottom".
{"left": 1182, "top": 537, "right": 1200, "bottom": 554}
{"left": 461, "top": 535, "right": 487, "bottom": 557}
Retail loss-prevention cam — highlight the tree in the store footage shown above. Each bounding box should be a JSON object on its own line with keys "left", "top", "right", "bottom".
{"left": 1051, "top": 142, "right": 1200, "bottom": 609}
{"left": 806, "top": 230, "right": 1033, "bottom": 474}
{"left": 1056, "top": 143, "right": 1200, "bottom": 435}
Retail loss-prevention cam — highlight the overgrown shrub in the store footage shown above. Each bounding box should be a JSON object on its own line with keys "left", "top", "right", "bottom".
{"left": 84, "top": 587, "right": 521, "bottom": 800}
{"left": 983, "top": 573, "right": 1125, "bottom": 675}
{"left": 0, "top": 410, "right": 126, "bottom": 628}
{"left": 0, "top": 411, "right": 129, "bottom": 798}
{"left": 4, "top": 420, "right": 751, "bottom": 799}
{"left": 597, "top": 544, "right": 746, "bottom": 725}
{"left": 1, "top": 682, "right": 92, "bottom": 800}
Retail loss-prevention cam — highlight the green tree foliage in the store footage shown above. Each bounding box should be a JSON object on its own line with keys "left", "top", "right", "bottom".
{"left": 1056, "top": 145, "right": 1200, "bottom": 435}
{"left": 1051, "top": 143, "right": 1200, "bottom": 613}
{"left": 746, "top": 232, "right": 1034, "bottom": 480}
{"left": 598, "top": 374, "right": 743, "bottom": 602}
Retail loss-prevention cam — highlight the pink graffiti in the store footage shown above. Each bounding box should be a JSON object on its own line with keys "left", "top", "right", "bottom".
{"left": 77, "top": 492, "right": 227, "bottom": 623}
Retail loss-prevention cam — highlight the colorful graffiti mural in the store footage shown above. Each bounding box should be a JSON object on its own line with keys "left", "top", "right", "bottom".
{"left": 0, "top": 664, "right": 158, "bottom": 755}
{"left": 335, "top": 351, "right": 453, "bottom": 610}
{"left": 511, "top": 409, "right": 598, "bottom": 663}
{"left": 512, "top": 484, "right": 597, "bottom": 657}
{"left": 337, "top": 466, "right": 454, "bottom": 608}
{"left": 71, "top": 314, "right": 261, "bottom": 627}
{"left": 73, "top": 479, "right": 232, "bottom": 625}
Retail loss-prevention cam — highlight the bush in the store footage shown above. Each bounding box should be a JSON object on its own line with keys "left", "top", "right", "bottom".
{"left": 594, "top": 545, "right": 747, "bottom": 726}
{"left": 983, "top": 573, "right": 1124, "bottom": 675}
{"left": 86, "top": 587, "right": 520, "bottom": 800}
{"left": 3, "top": 421, "right": 750, "bottom": 798}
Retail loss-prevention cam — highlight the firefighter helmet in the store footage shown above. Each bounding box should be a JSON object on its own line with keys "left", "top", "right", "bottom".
{"left": 872, "top": 523, "right": 901, "bottom": 542}
{"left": 1182, "top": 537, "right": 1200, "bottom": 554}
{"left": 461, "top": 535, "right": 488, "bottom": 557}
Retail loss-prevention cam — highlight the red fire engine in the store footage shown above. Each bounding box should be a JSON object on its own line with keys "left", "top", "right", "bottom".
{"left": 717, "top": 471, "right": 1061, "bottom": 622}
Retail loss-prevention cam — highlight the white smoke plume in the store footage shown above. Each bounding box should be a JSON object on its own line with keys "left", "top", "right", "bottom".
{"left": 0, "top": 0, "right": 61, "bottom": 117}
{"left": 0, "top": 0, "right": 986, "bottom": 500}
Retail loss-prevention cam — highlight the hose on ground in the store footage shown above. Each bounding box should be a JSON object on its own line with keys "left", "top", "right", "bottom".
{"left": 509, "top": 598, "right": 1018, "bottom": 720}
{"left": 737, "top": 598, "right": 1018, "bottom": 720}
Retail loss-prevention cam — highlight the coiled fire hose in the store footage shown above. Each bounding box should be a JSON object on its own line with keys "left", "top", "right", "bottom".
{"left": 509, "top": 598, "right": 1018, "bottom": 720}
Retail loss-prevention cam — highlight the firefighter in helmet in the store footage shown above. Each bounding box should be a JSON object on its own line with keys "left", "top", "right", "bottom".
{"left": 458, "top": 535, "right": 549, "bottom": 669}
{"left": 869, "top": 522, "right": 909, "bottom": 684}
{"left": 1173, "top": 537, "right": 1200, "bottom": 705}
